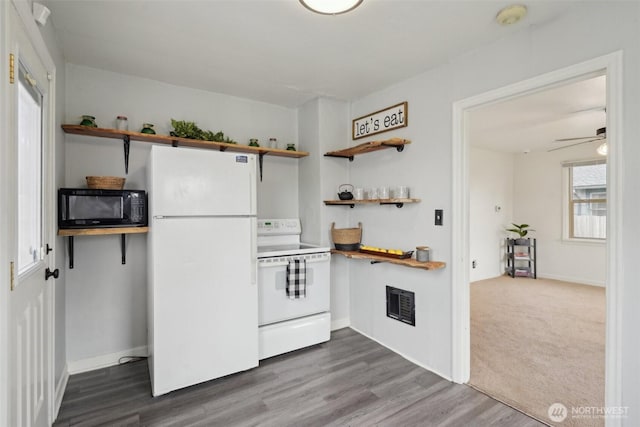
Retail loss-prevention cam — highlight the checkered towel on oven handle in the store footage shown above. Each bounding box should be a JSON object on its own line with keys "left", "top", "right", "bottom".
{"left": 286, "top": 259, "right": 306, "bottom": 299}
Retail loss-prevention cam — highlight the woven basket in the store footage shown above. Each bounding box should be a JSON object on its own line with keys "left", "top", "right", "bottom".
{"left": 86, "top": 176, "right": 126, "bottom": 190}
{"left": 331, "top": 222, "right": 362, "bottom": 251}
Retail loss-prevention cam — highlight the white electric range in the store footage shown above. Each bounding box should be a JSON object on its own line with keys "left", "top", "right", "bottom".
{"left": 257, "top": 219, "right": 331, "bottom": 360}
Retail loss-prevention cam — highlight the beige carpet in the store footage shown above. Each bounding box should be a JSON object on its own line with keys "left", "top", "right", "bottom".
{"left": 469, "top": 276, "right": 605, "bottom": 427}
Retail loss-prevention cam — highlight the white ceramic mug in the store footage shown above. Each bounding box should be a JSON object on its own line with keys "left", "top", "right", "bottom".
{"left": 378, "top": 186, "right": 389, "bottom": 199}
{"left": 396, "top": 186, "right": 409, "bottom": 199}
{"left": 354, "top": 188, "right": 364, "bottom": 200}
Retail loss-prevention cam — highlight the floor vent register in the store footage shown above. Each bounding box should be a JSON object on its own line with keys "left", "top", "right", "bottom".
{"left": 386, "top": 286, "right": 415, "bottom": 326}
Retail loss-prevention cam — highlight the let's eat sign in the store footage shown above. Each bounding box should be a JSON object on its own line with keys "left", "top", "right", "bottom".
{"left": 352, "top": 102, "right": 408, "bottom": 140}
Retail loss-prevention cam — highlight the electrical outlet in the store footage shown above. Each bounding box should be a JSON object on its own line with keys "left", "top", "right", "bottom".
{"left": 472, "top": 260, "right": 477, "bottom": 269}
{"left": 435, "top": 209, "right": 443, "bottom": 226}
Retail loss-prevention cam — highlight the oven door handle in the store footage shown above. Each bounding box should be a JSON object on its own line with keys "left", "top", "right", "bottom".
{"left": 258, "top": 256, "right": 330, "bottom": 267}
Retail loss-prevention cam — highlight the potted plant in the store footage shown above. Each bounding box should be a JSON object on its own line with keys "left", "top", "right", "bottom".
{"left": 506, "top": 223, "right": 534, "bottom": 245}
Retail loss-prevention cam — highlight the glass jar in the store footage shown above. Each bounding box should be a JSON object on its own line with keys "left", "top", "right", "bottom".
{"left": 116, "top": 115, "right": 128, "bottom": 131}
{"left": 80, "top": 115, "right": 97, "bottom": 127}
{"left": 249, "top": 138, "right": 259, "bottom": 147}
{"left": 269, "top": 137, "right": 277, "bottom": 149}
{"left": 286, "top": 143, "right": 296, "bottom": 151}
{"left": 140, "top": 123, "right": 156, "bottom": 134}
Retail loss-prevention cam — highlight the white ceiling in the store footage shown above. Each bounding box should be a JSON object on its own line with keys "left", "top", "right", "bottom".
{"left": 468, "top": 75, "right": 606, "bottom": 153}
{"left": 45, "top": 0, "right": 579, "bottom": 108}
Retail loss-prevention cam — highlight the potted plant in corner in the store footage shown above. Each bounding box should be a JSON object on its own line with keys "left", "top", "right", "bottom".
{"left": 506, "top": 223, "right": 534, "bottom": 245}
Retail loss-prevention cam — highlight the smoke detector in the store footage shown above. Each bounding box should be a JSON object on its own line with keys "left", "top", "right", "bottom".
{"left": 496, "top": 4, "right": 528, "bottom": 26}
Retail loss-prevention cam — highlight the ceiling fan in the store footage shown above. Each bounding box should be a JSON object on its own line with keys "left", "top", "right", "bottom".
{"left": 548, "top": 126, "right": 607, "bottom": 154}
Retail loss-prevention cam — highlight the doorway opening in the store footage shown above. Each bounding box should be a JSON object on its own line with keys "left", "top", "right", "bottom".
{"left": 451, "top": 52, "right": 622, "bottom": 422}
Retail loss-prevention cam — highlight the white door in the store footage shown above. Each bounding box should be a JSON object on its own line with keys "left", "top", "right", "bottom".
{"left": 6, "top": 3, "right": 55, "bottom": 426}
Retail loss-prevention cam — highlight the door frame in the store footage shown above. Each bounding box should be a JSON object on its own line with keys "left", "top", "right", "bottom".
{"left": 451, "top": 51, "right": 622, "bottom": 422}
{"left": 1, "top": 0, "right": 58, "bottom": 424}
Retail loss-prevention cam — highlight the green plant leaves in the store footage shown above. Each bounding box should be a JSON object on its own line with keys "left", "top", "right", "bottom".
{"left": 506, "top": 223, "right": 534, "bottom": 237}
{"left": 170, "top": 119, "right": 237, "bottom": 143}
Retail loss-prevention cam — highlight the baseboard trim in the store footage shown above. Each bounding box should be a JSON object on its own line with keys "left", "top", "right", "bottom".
{"left": 331, "top": 317, "right": 350, "bottom": 331}
{"left": 68, "top": 345, "right": 148, "bottom": 375}
{"left": 53, "top": 365, "right": 69, "bottom": 420}
{"left": 348, "top": 326, "right": 451, "bottom": 382}
{"left": 538, "top": 273, "right": 605, "bottom": 287}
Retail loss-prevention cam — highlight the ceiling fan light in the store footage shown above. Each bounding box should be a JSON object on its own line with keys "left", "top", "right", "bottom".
{"left": 597, "top": 141, "right": 608, "bottom": 156}
{"left": 299, "top": 0, "right": 363, "bottom": 15}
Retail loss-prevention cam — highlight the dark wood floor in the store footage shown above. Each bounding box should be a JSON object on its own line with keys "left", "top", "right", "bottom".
{"left": 54, "top": 328, "right": 544, "bottom": 427}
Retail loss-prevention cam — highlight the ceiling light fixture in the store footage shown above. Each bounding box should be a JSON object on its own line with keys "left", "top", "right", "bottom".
{"left": 299, "top": 0, "right": 363, "bottom": 15}
{"left": 495, "top": 4, "right": 528, "bottom": 26}
{"left": 597, "top": 141, "right": 608, "bottom": 156}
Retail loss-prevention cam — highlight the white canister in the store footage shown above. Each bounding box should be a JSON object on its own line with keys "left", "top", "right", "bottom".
{"left": 416, "top": 246, "right": 430, "bottom": 262}
{"left": 366, "top": 188, "right": 379, "bottom": 200}
{"left": 378, "top": 186, "right": 389, "bottom": 199}
{"left": 396, "top": 186, "right": 409, "bottom": 199}
{"left": 354, "top": 187, "right": 364, "bottom": 200}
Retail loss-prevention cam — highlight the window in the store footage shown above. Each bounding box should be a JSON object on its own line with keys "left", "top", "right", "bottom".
{"left": 564, "top": 159, "right": 606, "bottom": 240}
{"left": 17, "top": 63, "right": 44, "bottom": 274}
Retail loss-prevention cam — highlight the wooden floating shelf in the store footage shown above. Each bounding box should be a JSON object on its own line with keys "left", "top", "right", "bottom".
{"left": 58, "top": 226, "right": 149, "bottom": 237}
{"left": 332, "top": 250, "right": 445, "bottom": 271}
{"left": 62, "top": 125, "right": 309, "bottom": 158}
{"left": 324, "top": 198, "right": 420, "bottom": 208}
{"left": 58, "top": 226, "right": 149, "bottom": 269}
{"left": 62, "top": 124, "right": 308, "bottom": 181}
{"left": 324, "top": 137, "right": 411, "bottom": 161}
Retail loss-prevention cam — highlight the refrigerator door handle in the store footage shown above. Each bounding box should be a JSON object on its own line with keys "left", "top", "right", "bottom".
{"left": 250, "top": 218, "right": 257, "bottom": 285}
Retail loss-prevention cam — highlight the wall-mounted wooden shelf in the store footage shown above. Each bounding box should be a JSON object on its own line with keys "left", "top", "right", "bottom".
{"left": 62, "top": 125, "right": 309, "bottom": 180}
{"left": 324, "top": 137, "right": 410, "bottom": 161}
{"left": 332, "top": 249, "right": 445, "bottom": 271}
{"left": 324, "top": 198, "right": 420, "bottom": 208}
{"left": 58, "top": 226, "right": 149, "bottom": 269}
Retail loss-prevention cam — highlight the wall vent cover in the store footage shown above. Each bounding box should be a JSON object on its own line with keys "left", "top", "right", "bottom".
{"left": 386, "top": 286, "right": 415, "bottom": 326}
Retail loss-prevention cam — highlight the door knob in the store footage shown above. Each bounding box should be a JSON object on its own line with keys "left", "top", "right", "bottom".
{"left": 45, "top": 268, "right": 59, "bottom": 280}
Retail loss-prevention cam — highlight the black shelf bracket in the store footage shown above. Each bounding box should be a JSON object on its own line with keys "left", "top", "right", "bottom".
{"left": 259, "top": 153, "right": 265, "bottom": 182}
{"left": 381, "top": 143, "right": 405, "bottom": 153}
{"left": 68, "top": 236, "right": 74, "bottom": 269}
{"left": 323, "top": 153, "right": 354, "bottom": 162}
{"left": 380, "top": 202, "right": 404, "bottom": 208}
{"left": 122, "top": 135, "right": 130, "bottom": 174}
{"left": 121, "top": 234, "right": 127, "bottom": 264}
{"left": 171, "top": 140, "right": 179, "bottom": 147}
{"left": 66, "top": 234, "right": 129, "bottom": 269}
{"left": 370, "top": 260, "right": 381, "bottom": 264}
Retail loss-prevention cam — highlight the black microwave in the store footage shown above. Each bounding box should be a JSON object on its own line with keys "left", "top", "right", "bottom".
{"left": 58, "top": 188, "right": 148, "bottom": 229}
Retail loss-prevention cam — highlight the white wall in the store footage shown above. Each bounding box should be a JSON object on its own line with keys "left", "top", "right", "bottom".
{"left": 513, "top": 145, "right": 606, "bottom": 286}
{"left": 469, "top": 147, "right": 514, "bottom": 282}
{"left": 64, "top": 64, "right": 299, "bottom": 367}
{"left": 348, "top": 4, "right": 640, "bottom": 420}
{"left": 349, "top": 63, "right": 453, "bottom": 378}
{"left": 469, "top": 143, "right": 606, "bottom": 286}
{"left": 298, "top": 97, "right": 351, "bottom": 329}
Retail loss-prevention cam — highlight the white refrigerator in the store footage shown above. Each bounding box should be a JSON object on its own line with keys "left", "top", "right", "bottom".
{"left": 147, "top": 145, "right": 258, "bottom": 397}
